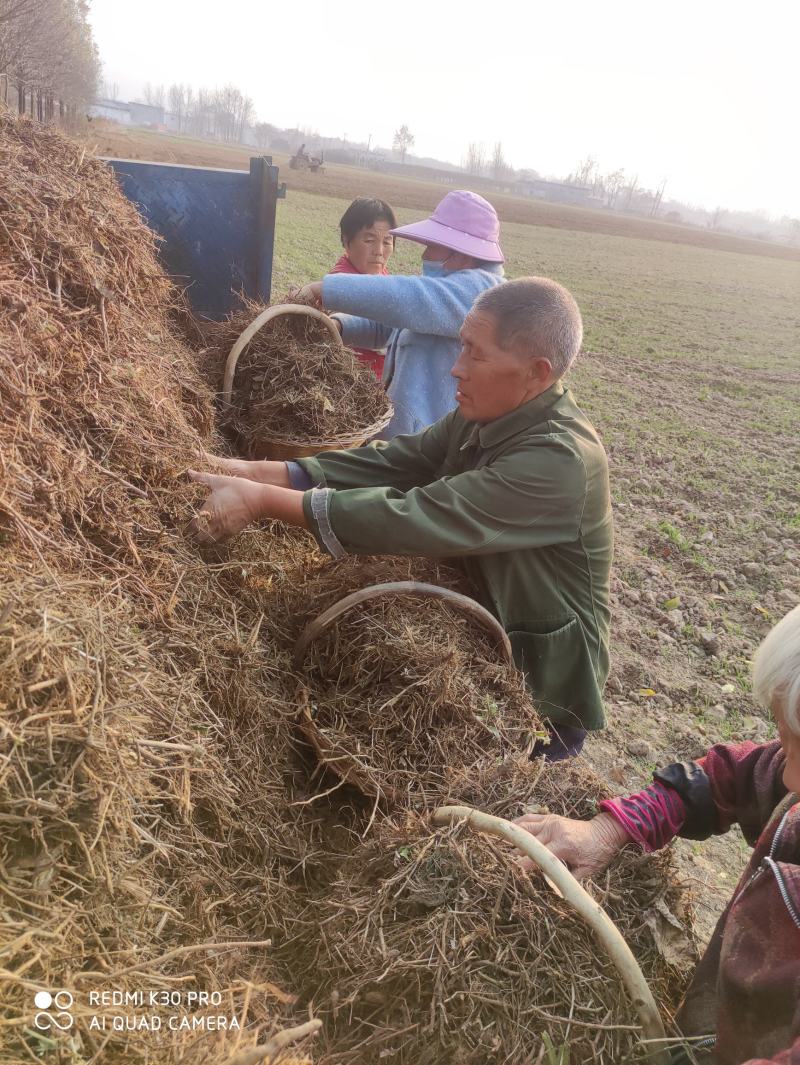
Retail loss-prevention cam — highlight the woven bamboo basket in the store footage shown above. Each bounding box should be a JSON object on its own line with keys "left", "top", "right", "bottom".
{"left": 222, "top": 303, "right": 393, "bottom": 460}
{"left": 293, "top": 581, "right": 514, "bottom": 800}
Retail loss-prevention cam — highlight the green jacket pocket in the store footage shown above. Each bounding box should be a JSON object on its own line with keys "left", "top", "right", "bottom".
{"left": 508, "top": 616, "right": 605, "bottom": 731}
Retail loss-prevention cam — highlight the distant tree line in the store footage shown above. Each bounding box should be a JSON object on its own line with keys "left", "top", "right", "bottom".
{"left": 140, "top": 81, "right": 255, "bottom": 144}
{"left": 0, "top": 0, "right": 99, "bottom": 118}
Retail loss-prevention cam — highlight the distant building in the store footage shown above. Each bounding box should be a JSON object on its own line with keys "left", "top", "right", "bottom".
{"left": 87, "top": 98, "right": 132, "bottom": 124}
{"left": 515, "top": 178, "right": 597, "bottom": 207}
{"left": 128, "top": 101, "right": 165, "bottom": 127}
{"left": 87, "top": 98, "right": 165, "bottom": 128}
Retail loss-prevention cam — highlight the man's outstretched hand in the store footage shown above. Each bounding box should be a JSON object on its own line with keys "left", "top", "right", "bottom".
{"left": 186, "top": 470, "right": 268, "bottom": 544}
{"left": 199, "top": 453, "right": 291, "bottom": 487}
{"left": 512, "top": 811, "right": 631, "bottom": 881}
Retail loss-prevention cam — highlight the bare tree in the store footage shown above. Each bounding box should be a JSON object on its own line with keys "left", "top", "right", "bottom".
{"left": 184, "top": 85, "right": 199, "bottom": 133}
{"left": 143, "top": 81, "right": 165, "bottom": 108}
{"left": 464, "top": 141, "right": 486, "bottom": 175}
{"left": 623, "top": 174, "right": 639, "bottom": 208}
{"left": 650, "top": 178, "right": 667, "bottom": 217}
{"left": 168, "top": 82, "right": 185, "bottom": 132}
{"left": 254, "top": 121, "right": 272, "bottom": 149}
{"left": 392, "top": 124, "right": 414, "bottom": 163}
{"left": 491, "top": 141, "right": 508, "bottom": 181}
{"left": 570, "top": 155, "right": 597, "bottom": 187}
{"left": 209, "top": 83, "right": 253, "bottom": 143}
{"left": 0, "top": 0, "right": 99, "bottom": 117}
{"left": 604, "top": 168, "right": 625, "bottom": 208}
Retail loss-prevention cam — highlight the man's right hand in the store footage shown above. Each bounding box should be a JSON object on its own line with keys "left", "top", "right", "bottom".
{"left": 512, "top": 811, "right": 632, "bottom": 881}
{"left": 185, "top": 470, "right": 269, "bottom": 544}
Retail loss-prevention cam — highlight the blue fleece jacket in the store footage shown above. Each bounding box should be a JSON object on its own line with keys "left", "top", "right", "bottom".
{"left": 322, "top": 266, "right": 505, "bottom": 438}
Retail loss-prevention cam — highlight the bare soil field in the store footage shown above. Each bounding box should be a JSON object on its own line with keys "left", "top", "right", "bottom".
{"left": 84, "top": 123, "right": 800, "bottom": 262}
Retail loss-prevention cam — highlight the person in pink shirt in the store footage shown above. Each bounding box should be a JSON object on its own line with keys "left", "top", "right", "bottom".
{"left": 327, "top": 197, "right": 396, "bottom": 378}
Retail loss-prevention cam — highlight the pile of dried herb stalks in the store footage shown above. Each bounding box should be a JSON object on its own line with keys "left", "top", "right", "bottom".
{"left": 0, "top": 109, "right": 698, "bottom": 1065}
{"left": 280, "top": 758, "right": 698, "bottom": 1064}
{"left": 298, "top": 591, "right": 542, "bottom": 805}
{"left": 0, "top": 108, "right": 325, "bottom": 1065}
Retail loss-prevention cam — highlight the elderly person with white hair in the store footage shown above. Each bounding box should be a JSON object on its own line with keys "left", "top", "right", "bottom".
{"left": 516, "top": 603, "right": 800, "bottom": 1065}
{"left": 187, "top": 278, "right": 612, "bottom": 760}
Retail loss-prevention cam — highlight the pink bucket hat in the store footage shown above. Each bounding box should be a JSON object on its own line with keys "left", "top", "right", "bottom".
{"left": 391, "top": 189, "right": 504, "bottom": 263}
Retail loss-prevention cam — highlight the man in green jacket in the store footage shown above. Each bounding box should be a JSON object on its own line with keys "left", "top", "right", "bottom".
{"left": 188, "top": 277, "right": 613, "bottom": 759}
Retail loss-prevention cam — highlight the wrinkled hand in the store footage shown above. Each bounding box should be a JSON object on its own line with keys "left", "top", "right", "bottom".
{"left": 513, "top": 811, "right": 631, "bottom": 881}
{"left": 199, "top": 453, "right": 290, "bottom": 486}
{"left": 293, "top": 282, "right": 324, "bottom": 309}
{"left": 185, "top": 470, "right": 267, "bottom": 544}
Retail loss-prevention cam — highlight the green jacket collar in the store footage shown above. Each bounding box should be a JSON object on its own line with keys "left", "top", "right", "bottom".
{"left": 461, "top": 381, "right": 567, "bottom": 451}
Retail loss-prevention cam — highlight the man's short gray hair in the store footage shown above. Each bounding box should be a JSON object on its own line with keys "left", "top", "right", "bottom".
{"left": 753, "top": 603, "right": 800, "bottom": 735}
{"left": 473, "top": 277, "right": 583, "bottom": 378}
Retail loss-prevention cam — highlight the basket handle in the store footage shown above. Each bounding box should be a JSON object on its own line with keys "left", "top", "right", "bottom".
{"left": 432, "top": 805, "right": 670, "bottom": 1062}
{"left": 222, "top": 303, "right": 343, "bottom": 408}
{"left": 221, "top": 1018, "right": 322, "bottom": 1065}
{"left": 292, "top": 581, "right": 514, "bottom": 670}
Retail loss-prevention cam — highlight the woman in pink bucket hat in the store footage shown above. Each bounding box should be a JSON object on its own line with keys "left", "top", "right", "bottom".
{"left": 297, "top": 189, "right": 505, "bottom": 438}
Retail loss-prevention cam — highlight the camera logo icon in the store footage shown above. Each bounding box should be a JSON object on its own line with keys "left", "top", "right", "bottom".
{"left": 34, "top": 990, "right": 74, "bottom": 1031}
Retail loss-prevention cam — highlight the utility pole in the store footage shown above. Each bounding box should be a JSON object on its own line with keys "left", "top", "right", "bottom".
{"left": 367, "top": 132, "right": 372, "bottom": 153}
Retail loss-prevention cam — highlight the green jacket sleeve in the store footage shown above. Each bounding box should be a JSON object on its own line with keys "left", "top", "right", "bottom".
{"left": 297, "top": 414, "right": 452, "bottom": 493}
{"left": 306, "top": 435, "right": 587, "bottom": 558}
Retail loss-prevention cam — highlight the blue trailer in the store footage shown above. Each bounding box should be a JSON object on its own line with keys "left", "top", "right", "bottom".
{"left": 106, "top": 154, "right": 285, "bottom": 320}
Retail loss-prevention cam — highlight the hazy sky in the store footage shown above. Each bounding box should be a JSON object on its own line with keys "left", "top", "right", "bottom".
{"left": 89, "top": 0, "right": 799, "bottom": 217}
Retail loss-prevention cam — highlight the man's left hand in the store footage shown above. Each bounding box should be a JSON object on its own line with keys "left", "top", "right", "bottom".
{"left": 185, "top": 470, "right": 266, "bottom": 544}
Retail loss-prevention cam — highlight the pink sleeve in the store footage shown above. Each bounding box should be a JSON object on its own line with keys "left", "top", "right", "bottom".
{"left": 599, "top": 781, "right": 688, "bottom": 852}
{"left": 741, "top": 1037, "right": 800, "bottom": 1064}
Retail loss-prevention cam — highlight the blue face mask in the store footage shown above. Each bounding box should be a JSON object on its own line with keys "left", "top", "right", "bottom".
{"left": 421, "top": 259, "right": 447, "bottom": 278}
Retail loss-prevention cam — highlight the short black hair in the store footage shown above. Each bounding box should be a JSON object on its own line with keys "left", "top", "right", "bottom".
{"left": 339, "top": 197, "right": 397, "bottom": 245}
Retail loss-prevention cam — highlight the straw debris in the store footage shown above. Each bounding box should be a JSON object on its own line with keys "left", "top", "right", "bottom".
{"left": 0, "top": 108, "right": 699, "bottom": 1065}
{"left": 296, "top": 592, "right": 544, "bottom": 806}
{"left": 282, "top": 758, "right": 699, "bottom": 1065}
{"left": 0, "top": 109, "right": 313, "bottom": 1063}
{"left": 203, "top": 303, "right": 392, "bottom": 450}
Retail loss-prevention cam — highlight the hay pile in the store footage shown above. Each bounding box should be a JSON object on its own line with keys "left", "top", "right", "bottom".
{"left": 0, "top": 109, "right": 319, "bottom": 1063}
{"left": 296, "top": 592, "right": 544, "bottom": 805}
{"left": 0, "top": 108, "right": 699, "bottom": 1065}
{"left": 269, "top": 566, "right": 697, "bottom": 1063}
{"left": 282, "top": 758, "right": 699, "bottom": 1065}
{"left": 204, "top": 303, "right": 392, "bottom": 453}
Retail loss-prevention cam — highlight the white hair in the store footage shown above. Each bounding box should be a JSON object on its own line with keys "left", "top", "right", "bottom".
{"left": 752, "top": 603, "right": 800, "bottom": 734}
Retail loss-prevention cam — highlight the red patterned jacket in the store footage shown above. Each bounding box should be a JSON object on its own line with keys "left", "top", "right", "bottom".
{"left": 604, "top": 741, "right": 800, "bottom": 1064}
